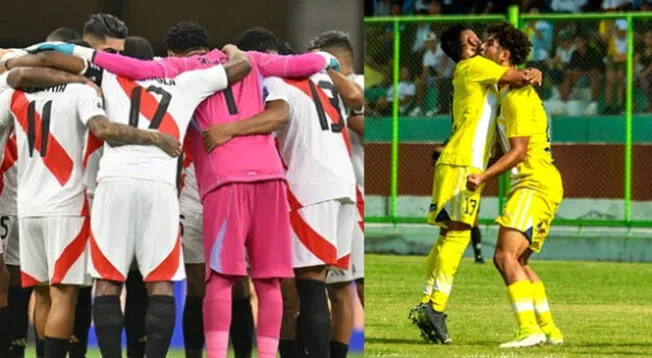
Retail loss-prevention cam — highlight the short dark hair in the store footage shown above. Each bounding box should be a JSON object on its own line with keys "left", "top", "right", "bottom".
{"left": 233, "top": 27, "right": 280, "bottom": 53}
{"left": 486, "top": 22, "right": 531, "bottom": 65}
{"left": 46, "top": 27, "right": 81, "bottom": 42}
{"left": 123, "top": 36, "right": 154, "bottom": 60}
{"left": 440, "top": 24, "right": 472, "bottom": 63}
{"left": 279, "top": 41, "right": 297, "bottom": 55}
{"left": 67, "top": 39, "right": 91, "bottom": 47}
{"left": 307, "top": 30, "right": 353, "bottom": 55}
{"left": 163, "top": 22, "right": 209, "bottom": 54}
{"left": 83, "top": 13, "right": 128, "bottom": 39}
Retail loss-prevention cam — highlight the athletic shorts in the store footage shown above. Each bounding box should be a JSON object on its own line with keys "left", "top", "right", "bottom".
{"left": 0, "top": 214, "right": 19, "bottom": 265}
{"left": 203, "top": 180, "right": 293, "bottom": 279}
{"left": 19, "top": 216, "right": 91, "bottom": 287}
{"left": 181, "top": 211, "right": 204, "bottom": 264}
{"left": 428, "top": 164, "right": 483, "bottom": 228}
{"left": 326, "top": 190, "right": 364, "bottom": 283}
{"left": 292, "top": 199, "right": 356, "bottom": 270}
{"left": 89, "top": 179, "right": 185, "bottom": 282}
{"left": 496, "top": 186, "right": 563, "bottom": 253}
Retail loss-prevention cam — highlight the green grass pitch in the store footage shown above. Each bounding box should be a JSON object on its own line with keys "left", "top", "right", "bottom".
{"left": 366, "top": 253, "right": 652, "bottom": 357}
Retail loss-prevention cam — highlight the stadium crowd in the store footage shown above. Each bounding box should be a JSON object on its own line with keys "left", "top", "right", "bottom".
{"left": 365, "top": 0, "right": 652, "bottom": 116}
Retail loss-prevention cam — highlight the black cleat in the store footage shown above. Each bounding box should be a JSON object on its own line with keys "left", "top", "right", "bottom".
{"left": 408, "top": 303, "right": 439, "bottom": 344}
{"left": 424, "top": 304, "right": 452, "bottom": 344}
{"left": 475, "top": 256, "right": 485, "bottom": 264}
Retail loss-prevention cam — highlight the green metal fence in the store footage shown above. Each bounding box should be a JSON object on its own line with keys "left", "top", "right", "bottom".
{"left": 364, "top": 7, "right": 652, "bottom": 228}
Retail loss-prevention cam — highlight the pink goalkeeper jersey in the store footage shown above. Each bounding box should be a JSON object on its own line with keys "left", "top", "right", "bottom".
{"left": 92, "top": 50, "right": 327, "bottom": 200}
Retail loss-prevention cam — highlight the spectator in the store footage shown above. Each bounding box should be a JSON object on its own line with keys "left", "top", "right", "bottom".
{"left": 559, "top": 33, "right": 602, "bottom": 115}
{"left": 546, "top": 29, "right": 576, "bottom": 84}
{"left": 636, "top": 29, "right": 652, "bottom": 113}
{"left": 524, "top": 2, "right": 553, "bottom": 69}
{"left": 376, "top": 67, "right": 417, "bottom": 115}
{"left": 412, "top": 0, "right": 443, "bottom": 52}
{"left": 411, "top": 32, "right": 454, "bottom": 116}
{"left": 602, "top": 0, "right": 633, "bottom": 11}
{"left": 375, "top": 0, "right": 403, "bottom": 15}
{"left": 367, "top": 75, "right": 392, "bottom": 117}
{"left": 604, "top": 19, "right": 628, "bottom": 114}
{"left": 550, "top": 0, "right": 588, "bottom": 12}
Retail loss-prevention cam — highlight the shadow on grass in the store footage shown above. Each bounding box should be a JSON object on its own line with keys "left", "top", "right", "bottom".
{"left": 366, "top": 337, "right": 429, "bottom": 345}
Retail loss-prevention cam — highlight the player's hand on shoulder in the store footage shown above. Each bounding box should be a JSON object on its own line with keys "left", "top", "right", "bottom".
{"left": 316, "top": 51, "right": 341, "bottom": 72}
{"left": 202, "top": 123, "right": 235, "bottom": 153}
{"left": 153, "top": 133, "right": 182, "bottom": 158}
{"left": 523, "top": 68, "right": 543, "bottom": 87}
{"left": 25, "top": 41, "right": 72, "bottom": 55}
{"left": 466, "top": 173, "right": 483, "bottom": 192}
{"left": 221, "top": 44, "right": 243, "bottom": 57}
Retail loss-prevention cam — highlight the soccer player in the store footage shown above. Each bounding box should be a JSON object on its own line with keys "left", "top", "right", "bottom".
{"left": 19, "top": 37, "right": 252, "bottom": 357}
{"left": 307, "top": 30, "right": 364, "bottom": 358}
{"left": 203, "top": 27, "right": 356, "bottom": 358}
{"left": 46, "top": 28, "right": 81, "bottom": 43}
{"left": 34, "top": 22, "right": 339, "bottom": 358}
{"left": 465, "top": 22, "right": 564, "bottom": 348}
{"left": 0, "top": 60, "right": 180, "bottom": 357}
{"left": 409, "top": 24, "right": 542, "bottom": 344}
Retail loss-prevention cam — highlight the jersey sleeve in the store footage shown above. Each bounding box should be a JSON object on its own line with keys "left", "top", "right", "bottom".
{"left": 263, "top": 77, "right": 290, "bottom": 104}
{"left": 74, "top": 85, "right": 108, "bottom": 126}
{"left": 503, "top": 88, "right": 535, "bottom": 138}
{"left": 93, "top": 51, "right": 182, "bottom": 79}
{"left": 0, "top": 72, "right": 9, "bottom": 93}
{"left": 249, "top": 51, "right": 326, "bottom": 78}
{"left": 0, "top": 87, "right": 14, "bottom": 129}
{"left": 466, "top": 56, "right": 509, "bottom": 85}
{"left": 175, "top": 64, "right": 229, "bottom": 102}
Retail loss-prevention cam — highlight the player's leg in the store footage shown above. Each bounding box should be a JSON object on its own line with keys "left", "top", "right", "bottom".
{"left": 520, "top": 250, "right": 563, "bottom": 345}
{"left": 136, "top": 181, "right": 184, "bottom": 358}
{"left": 471, "top": 216, "right": 484, "bottom": 264}
{"left": 69, "top": 285, "right": 92, "bottom": 358}
{"left": 230, "top": 277, "right": 254, "bottom": 358}
{"left": 201, "top": 184, "right": 251, "bottom": 358}
{"left": 181, "top": 213, "right": 206, "bottom": 358}
{"left": 44, "top": 284, "right": 79, "bottom": 357}
{"left": 125, "top": 267, "right": 148, "bottom": 358}
{"left": 0, "top": 251, "right": 9, "bottom": 357}
{"left": 89, "top": 181, "right": 136, "bottom": 358}
{"left": 184, "top": 263, "right": 205, "bottom": 358}
{"left": 33, "top": 286, "right": 51, "bottom": 353}
{"left": 279, "top": 278, "right": 299, "bottom": 357}
{"left": 326, "top": 201, "right": 357, "bottom": 358}
{"left": 355, "top": 279, "right": 364, "bottom": 307}
{"left": 248, "top": 180, "right": 294, "bottom": 358}
{"left": 494, "top": 189, "right": 546, "bottom": 348}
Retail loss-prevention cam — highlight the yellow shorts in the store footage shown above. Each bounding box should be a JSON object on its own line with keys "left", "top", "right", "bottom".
{"left": 496, "top": 187, "right": 562, "bottom": 253}
{"left": 427, "top": 164, "right": 483, "bottom": 228}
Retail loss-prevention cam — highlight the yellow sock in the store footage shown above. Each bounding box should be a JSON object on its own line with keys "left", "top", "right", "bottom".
{"left": 429, "top": 229, "right": 470, "bottom": 312}
{"left": 507, "top": 280, "right": 538, "bottom": 331}
{"left": 421, "top": 234, "right": 445, "bottom": 303}
{"left": 532, "top": 280, "right": 555, "bottom": 329}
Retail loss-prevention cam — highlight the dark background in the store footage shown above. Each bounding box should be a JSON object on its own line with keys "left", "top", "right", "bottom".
{"left": 0, "top": 0, "right": 363, "bottom": 72}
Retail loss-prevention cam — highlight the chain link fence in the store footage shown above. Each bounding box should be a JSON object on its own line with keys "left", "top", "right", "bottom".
{"left": 365, "top": 13, "right": 652, "bottom": 227}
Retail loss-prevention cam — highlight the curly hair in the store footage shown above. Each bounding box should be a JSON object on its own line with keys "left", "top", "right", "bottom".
{"left": 233, "top": 27, "right": 280, "bottom": 53}
{"left": 163, "top": 22, "right": 209, "bottom": 54}
{"left": 486, "top": 22, "right": 531, "bottom": 66}
{"left": 440, "top": 25, "right": 472, "bottom": 63}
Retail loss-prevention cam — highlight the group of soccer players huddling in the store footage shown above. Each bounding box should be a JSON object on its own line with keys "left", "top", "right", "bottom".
{"left": 410, "top": 22, "right": 565, "bottom": 349}
{"left": 0, "top": 12, "right": 364, "bottom": 358}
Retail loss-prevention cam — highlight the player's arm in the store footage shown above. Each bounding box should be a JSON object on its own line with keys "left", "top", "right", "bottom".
{"left": 220, "top": 45, "right": 253, "bottom": 86}
{"left": 86, "top": 116, "right": 181, "bottom": 157}
{"left": 248, "top": 50, "right": 340, "bottom": 78}
{"left": 328, "top": 69, "right": 363, "bottom": 110}
{"left": 0, "top": 87, "right": 15, "bottom": 152}
{"left": 202, "top": 100, "right": 289, "bottom": 153}
{"left": 348, "top": 114, "right": 363, "bottom": 136}
{"left": 467, "top": 56, "right": 542, "bottom": 87}
{"left": 4, "top": 51, "right": 85, "bottom": 75}
{"left": 1, "top": 66, "right": 91, "bottom": 89}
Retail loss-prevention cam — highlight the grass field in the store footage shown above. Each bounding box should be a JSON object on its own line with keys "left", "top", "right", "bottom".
{"left": 367, "top": 254, "right": 652, "bottom": 357}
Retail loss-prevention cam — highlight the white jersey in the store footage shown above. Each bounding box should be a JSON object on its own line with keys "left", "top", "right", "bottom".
{"left": 83, "top": 62, "right": 229, "bottom": 188}
{"left": 265, "top": 73, "right": 356, "bottom": 206}
{"left": 82, "top": 135, "right": 103, "bottom": 197}
{"left": 179, "top": 137, "right": 202, "bottom": 215}
{"left": 349, "top": 74, "right": 364, "bottom": 190}
{"left": 0, "top": 129, "right": 18, "bottom": 215}
{"left": 0, "top": 81, "right": 106, "bottom": 217}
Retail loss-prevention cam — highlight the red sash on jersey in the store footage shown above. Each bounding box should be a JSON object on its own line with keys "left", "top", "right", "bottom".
{"left": 0, "top": 134, "right": 17, "bottom": 195}
{"left": 11, "top": 91, "right": 74, "bottom": 186}
{"left": 117, "top": 77, "right": 180, "bottom": 139}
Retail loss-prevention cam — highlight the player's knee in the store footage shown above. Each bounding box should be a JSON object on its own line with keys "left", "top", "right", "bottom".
{"left": 185, "top": 264, "right": 206, "bottom": 298}
{"left": 7, "top": 265, "right": 21, "bottom": 287}
{"left": 95, "top": 280, "right": 123, "bottom": 297}
{"left": 446, "top": 221, "right": 471, "bottom": 231}
{"left": 493, "top": 250, "right": 510, "bottom": 273}
{"left": 281, "top": 279, "right": 299, "bottom": 311}
{"left": 145, "top": 281, "right": 174, "bottom": 296}
{"left": 294, "top": 265, "right": 327, "bottom": 281}
{"left": 327, "top": 282, "right": 353, "bottom": 305}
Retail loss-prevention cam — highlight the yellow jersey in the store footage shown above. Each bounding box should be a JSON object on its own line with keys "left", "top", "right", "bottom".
{"left": 438, "top": 55, "right": 508, "bottom": 169}
{"left": 497, "top": 85, "right": 562, "bottom": 193}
